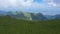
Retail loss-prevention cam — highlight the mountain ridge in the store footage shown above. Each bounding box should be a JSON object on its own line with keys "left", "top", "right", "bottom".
{"left": 0, "top": 11, "right": 60, "bottom": 20}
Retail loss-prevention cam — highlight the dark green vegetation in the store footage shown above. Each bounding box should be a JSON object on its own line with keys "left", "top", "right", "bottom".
{"left": 0, "top": 16, "right": 60, "bottom": 34}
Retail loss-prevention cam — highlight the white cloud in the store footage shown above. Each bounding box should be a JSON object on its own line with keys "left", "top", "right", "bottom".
{"left": 0, "top": 0, "right": 49, "bottom": 9}
{"left": 0, "top": 0, "right": 60, "bottom": 11}
{"left": 0, "top": 0, "right": 33, "bottom": 8}
{"left": 30, "top": 3, "right": 49, "bottom": 9}
{"left": 0, "top": 0, "right": 18, "bottom": 8}
{"left": 43, "top": 0, "right": 60, "bottom": 7}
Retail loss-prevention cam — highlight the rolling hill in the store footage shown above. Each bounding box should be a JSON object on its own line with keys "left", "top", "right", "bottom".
{"left": 0, "top": 16, "right": 60, "bottom": 34}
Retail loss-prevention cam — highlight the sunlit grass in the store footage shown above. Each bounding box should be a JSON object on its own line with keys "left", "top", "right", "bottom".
{"left": 0, "top": 16, "right": 60, "bottom": 34}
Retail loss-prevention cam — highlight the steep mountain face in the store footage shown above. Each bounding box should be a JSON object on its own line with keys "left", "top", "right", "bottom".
{"left": 7, "top": 11, "right": 32, "bottom": 20}
{"left": 7, "top": 11, "right": 46, "bottom": 20}
{"left": 31, "top": 13, "right": 46, "bottom": 20}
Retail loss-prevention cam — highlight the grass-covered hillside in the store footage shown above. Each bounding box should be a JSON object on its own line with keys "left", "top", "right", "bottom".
{"left": 0, "top": 16, "right": 60, "bottom": 34}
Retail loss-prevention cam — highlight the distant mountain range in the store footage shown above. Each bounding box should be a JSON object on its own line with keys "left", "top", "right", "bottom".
{"left": 7, "top": 11, "right": 47, "bottom": 20}
{"left": 45, "top": 15, "right": 55, "bottom": 20}
{"left": 0, "top": 11, "right": 7, "bottom": 16}
{"left": 0, "top": 11, "right": 60, "bottom": 20}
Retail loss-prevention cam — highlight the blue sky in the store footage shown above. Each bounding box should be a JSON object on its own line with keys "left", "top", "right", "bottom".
{"left": 0, "top": 0, "right": 60, "bottom": 15}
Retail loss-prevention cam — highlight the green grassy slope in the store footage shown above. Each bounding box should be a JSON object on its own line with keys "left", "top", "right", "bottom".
{"left": 0, "top": 16, "right": 60, "bottom": 34}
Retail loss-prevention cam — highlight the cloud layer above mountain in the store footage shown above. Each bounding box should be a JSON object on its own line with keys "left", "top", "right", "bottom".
{"left": 0, "top": 0, "right": 33, "bottom": 8}
{"left": 44, "top": 0, "right": 60, "bottom": 7}
{"left": 0, "top": 0, "right": 60, "bottom": 8}
{"left": 0, "top": 0, "right": 60, "bottom": 12}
